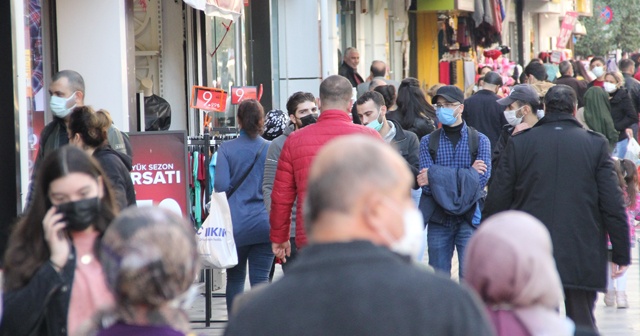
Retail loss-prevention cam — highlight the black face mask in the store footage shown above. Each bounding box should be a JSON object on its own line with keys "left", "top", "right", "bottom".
{"left": 299, "top": 114, "right": 318, "bottom": 128}
{"left": 57, "top": 197, "right": 101, "bottom": 232}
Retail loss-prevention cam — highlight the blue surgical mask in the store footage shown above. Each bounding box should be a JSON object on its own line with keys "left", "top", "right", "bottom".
{"left": 365, "top": 110, "right": 384, "bottom": 132}
{"left": 436, "top": 105, "right": 460, "bottom": 126}
{"left": 50, "top": 92, "right": 78, "bottom": 118}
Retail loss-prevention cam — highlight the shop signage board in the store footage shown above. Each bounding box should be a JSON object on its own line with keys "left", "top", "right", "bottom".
{"left": 230, "top": 86, "right": 258, "bottom": 104}
{"left": 417, "top": 0, "right": 474, "bottom": 11}
{"left": 190, "top": 86, "right": 228, "bottom": 112}
{"left": 557, "top": 11, "right": 578, "bottom": 49}
{"left": 128, "top": 131, "right": 189, "bottom": 217}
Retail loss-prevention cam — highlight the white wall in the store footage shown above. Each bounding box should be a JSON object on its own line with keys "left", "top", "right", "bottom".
{"left": 162, "top": 0, "right": 187, "bottom": 131}
{"left": 276, "top": 0, "right": 322, "bottom": 110}
{"left": 357, "top": 3, "right": 388, "bottom": 78}
{"left": 56, "top": 0, "right": 131, "bottom": 131}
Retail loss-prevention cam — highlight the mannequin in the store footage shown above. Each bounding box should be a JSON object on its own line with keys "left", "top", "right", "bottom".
{"left": 140, "top": 78, "right": 153, "bottom": 97}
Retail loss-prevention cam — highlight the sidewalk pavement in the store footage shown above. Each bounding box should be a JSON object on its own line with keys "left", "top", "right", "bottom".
{"left": 188, "top": 243, "right": 640, "bottom": 336}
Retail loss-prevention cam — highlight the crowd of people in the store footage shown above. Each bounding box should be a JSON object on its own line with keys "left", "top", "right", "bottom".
{"left": 0, "top": 47, "right": 638, "bottom": 336}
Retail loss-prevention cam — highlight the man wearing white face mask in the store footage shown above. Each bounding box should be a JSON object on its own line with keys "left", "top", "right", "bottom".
{"left": 26, "top": 70, "right": 131, "bottom": 207}
{"left": 588, "top": 56, "right": 607, "bottom": 88}
{"left": 490, "top": 84, "right": 543, "bottom": 183}
{"left": 225, "top": 135, "right": 495, "bottom": 336}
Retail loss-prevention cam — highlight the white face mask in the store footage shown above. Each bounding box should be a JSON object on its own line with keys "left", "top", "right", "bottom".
{"left": 49, "top": 91, "right": 78, "bottom": 118}
{"left": 604, "top": 82, "right": 618, "bottom": 93}
{"left": 536, "top": 109, "right": 545, "bottom": 119}
{"left": 390, "top": 207, "right": 425, "bottom": 260}
{"left": 592, "top": 66, "right": 605, "bottom": 78}
{"left": 504, "top": 106, "right": 525, "bottom": 127}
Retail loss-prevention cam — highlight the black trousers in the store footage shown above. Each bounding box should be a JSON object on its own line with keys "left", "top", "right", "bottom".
{"left": 564, "top": 288, "right": 598, "bottom": 331}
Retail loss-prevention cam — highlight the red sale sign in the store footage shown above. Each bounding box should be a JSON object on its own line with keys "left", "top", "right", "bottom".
{"left": 128, "top": 131, "right": 189, "bottom": 217}
{"left": 230, "top": 84, "right": 263, "bottom": 104}
{"left": 190, "top": 86, "right": 228, "bottom": 112}
{"left": 557, "top": 11, "right": 578, "bottom": 49}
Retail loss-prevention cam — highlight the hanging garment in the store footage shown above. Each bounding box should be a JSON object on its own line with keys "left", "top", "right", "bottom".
{"left": 464, "top": 61, "right": 477, "bottom": 91}
{"left": 440, "top": 61, "right": 451, "bottom": 85}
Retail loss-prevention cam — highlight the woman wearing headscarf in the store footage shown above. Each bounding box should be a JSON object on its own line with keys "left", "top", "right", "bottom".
{"left": 262, "top": 109, "right": 289, "bottom": 141}
{"left": 78, "top": 206, "right": 199, "bottom": 336}
{"left": 464, "top": 211, "right": 575, "bottom": 336}
{"left": 577, "top": 86, "right": 618, "bottom": 152}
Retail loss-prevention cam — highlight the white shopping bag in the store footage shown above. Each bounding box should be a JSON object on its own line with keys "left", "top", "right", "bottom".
{"left": 624, "top": 138, "right": 640, "bottom": 164}
{"left": 197, "top": 192, "right": 238, "bottom": 269}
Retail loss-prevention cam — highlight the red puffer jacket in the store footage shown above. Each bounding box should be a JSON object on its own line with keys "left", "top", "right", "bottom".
{"left": 269, "top": 109, "right": 381, "bottom": 248}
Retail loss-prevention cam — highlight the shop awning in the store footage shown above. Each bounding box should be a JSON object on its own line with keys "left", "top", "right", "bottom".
{"left": 183, "top": 0, "right": 243, "bottom": 20}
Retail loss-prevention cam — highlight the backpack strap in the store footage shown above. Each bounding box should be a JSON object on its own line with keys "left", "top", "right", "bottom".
{"left": 428, "top": 128, "right": 442, "bottom": 163}
{"left": 467, "top": 126, "right": 479, "bottom": 163}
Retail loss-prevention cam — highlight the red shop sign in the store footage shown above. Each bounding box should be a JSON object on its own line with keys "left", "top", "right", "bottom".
{"left": 230, "top": 84, "right": 263, "bottom": 105}
{"left": 128, "top": 131, "right": 190, "bottom": 217}
{"left": 190, "top": 86, "right": 228, "bottom": 112}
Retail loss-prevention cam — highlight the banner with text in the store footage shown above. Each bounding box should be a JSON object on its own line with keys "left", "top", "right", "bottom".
{"left": 129, "top": 131, "right": 189, "bottom": 217}
{"left": 557, "top": 11, "right": 578, "bottom": 49}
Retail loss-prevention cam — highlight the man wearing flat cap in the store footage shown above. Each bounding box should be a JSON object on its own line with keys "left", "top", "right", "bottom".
{"left": 462, "top": 71, "right": 507, "bottom": 149}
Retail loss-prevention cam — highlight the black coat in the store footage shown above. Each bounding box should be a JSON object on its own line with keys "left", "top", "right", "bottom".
{"left": 484, "top": 113, "right": 630, "bottom": 291}
{"left": 462, "top": 90, "right": 507, "bottom": 149}
{"left": 224, "top": 241, "right": 494, "bottom": 336}
{"left": 338, "top": 62, "right": 364, "bottom": 88}
{"left": 622, "top": 73, "right": 640, "bottom": 111}
{"left": 386, "top": 110, "right": 436, "bottom": 140}
{"left": 388, "top": 119, "right": 420, "bottom": 189}
{"left": 93, "top": 146, "right": 137, "bottom": 210}
{"left": 1, "top": 252, "right": 76, "bottom": 336}
{"left": 554, "top": 75, "right": 588, "bottom": 108}
{"left": 609, "top": 88, "right": 639, "bottom": 141}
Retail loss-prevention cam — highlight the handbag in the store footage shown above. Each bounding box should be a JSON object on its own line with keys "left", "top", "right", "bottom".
{"left": 197, "top": 192, "right": 238, "bottom": 268}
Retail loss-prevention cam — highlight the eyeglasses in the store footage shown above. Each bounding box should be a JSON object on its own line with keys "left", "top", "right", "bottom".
{"left": 434, "top": 103, "right": 461, "bottom": 109}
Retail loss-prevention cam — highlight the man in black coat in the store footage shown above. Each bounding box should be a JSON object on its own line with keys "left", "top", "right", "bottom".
{"left": 225, "top": 135, "right": 494, "bottom": 336}
{"left": 554, "top": 60, "right": 587, "bottom": 108}
{"left": 338, "top": 47, "right": 364, "bottom": 87}
{"left": 618, "top": 58, "right": 640, "bottom": 139}
{"left": 462, "top": 71, "right": 507, "bottom": 149}
{"left": 483, "top": 85, "right": 630, "bottom": 332}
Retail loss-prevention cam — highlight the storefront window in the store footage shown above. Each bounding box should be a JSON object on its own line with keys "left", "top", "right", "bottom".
{"left": 26, "top": 0, "right": 46, "bottom": 177}
{"left": 207, "top": 16, "right": 244, "bottom": 128}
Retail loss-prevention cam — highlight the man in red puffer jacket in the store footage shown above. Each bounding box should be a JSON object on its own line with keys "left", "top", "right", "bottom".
{"left": 270, "top": 75, "right": 382, "bottom": 262}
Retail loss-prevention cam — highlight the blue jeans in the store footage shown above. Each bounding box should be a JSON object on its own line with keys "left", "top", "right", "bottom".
{"left": 427, "top": 221, "right": 475, "bottom": 279}
{"left": 226, "top": 242, "right": 274, "bottom": 313}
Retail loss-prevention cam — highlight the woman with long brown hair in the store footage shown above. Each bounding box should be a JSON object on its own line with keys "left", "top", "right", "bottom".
{"left": 1, "top": 146, "right": 118, "bottom": 336}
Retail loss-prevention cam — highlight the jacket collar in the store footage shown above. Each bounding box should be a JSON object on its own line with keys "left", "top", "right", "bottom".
{"left": 534, "top": 113, "right": 583, "bottom": 128}
{"left": 283, "top": 123, "right": 295, "bottom": 136}
{"left": 609, "top": 88, "right": 624, "bottom": 104}
{"left": 318, "top": 109, "right": 353, "bottom": 123}
{"left": 388, "top": 118, "right": 407, "bottom": 142}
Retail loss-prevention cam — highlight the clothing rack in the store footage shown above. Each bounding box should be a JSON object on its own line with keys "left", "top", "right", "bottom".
{"left": 187, "top": 127, "right": 238, "bottom": 327}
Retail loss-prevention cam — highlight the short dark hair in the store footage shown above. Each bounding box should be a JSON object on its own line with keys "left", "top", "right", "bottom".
{"left": 619, "top": 58, "right": 635, "bottom": 73}
{"left": 544, "top": 85, "right": 577, "bottom": 115}
{"left": 524, "top": 62, "right": 547, "bottom": 81}
{"left": 356, "top": 91, "right": 385, "bottom": 109}
{"left": 559, "top": 61, "right": 572, "bottom": 76}
{"left": 237, "top": 99, "right": 265, "bottom": 138}
{"left": 374, "top": 85, "right": 396, "bottom": 110}
{"left": 590, "top": 56, "right": 605, "bottom": 65}
{"left": 52, "top": 70, "right": 85, "bottom": 94}
{"left": 320, "top": 75, "right": 353, "bottom": 106}
{"left": 286, "top": 92, "right": 315, "bottom": 116}
{"left": 370, "top": 61, "right": 386, "bottom": 77}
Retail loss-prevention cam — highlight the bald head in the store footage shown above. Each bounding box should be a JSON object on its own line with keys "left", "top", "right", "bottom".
{"left": 370, "top": 61, "right": 386, "bottom": 78}
{"left": 369, "top": 79, "right": 387, "bottom": 91}
{"left": 319, "top": 75, "right": 354, "bottom": 112}
{"left": 305, "top": 135, "right": 411, "bottom": 235}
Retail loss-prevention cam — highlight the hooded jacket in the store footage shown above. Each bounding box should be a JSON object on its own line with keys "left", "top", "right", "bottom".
{"left": 93, "top": 145, "right": 136, "bottom": 210}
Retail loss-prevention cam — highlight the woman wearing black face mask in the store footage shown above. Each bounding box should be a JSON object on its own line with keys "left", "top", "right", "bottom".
{"left": 1, "top": 146, "right": 118, "bottom": 336}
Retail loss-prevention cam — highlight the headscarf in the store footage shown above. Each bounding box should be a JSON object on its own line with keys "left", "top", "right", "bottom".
{"left": 80, "top": 207, "right": 199, "bottom": 335}
{"left": 262, "top": 109, "right": 289, "bottom": 140}
{"left": 464, "top": 211, "right": 574, "bottom": 336}
{"left": 583, "top": 86, "right": 619, "bottom": 151}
